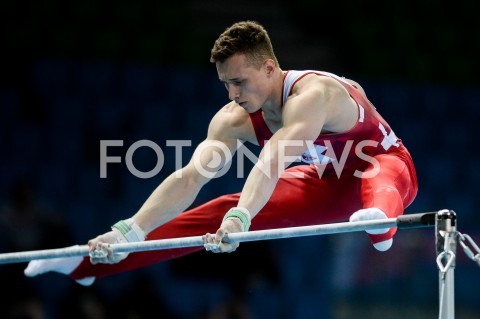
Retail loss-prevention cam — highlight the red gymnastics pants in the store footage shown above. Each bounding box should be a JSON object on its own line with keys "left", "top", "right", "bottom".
{"left": 70, "top": 148, "right": 418, "bottom": 281}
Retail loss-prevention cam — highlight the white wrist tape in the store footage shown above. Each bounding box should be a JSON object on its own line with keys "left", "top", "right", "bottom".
{"left": 223, "top": 207, "right": 252, "bottom": 232}
{"left": 111, "top": 218, "right": 146, "bottom": 242}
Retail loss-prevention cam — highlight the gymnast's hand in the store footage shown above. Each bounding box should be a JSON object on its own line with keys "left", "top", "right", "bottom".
{"left": 202, "top": 207, "right": 252, "bottom": 253}
{"left": 88, "top": 218, "right": 146, "bottom": 264}
{"left": 202, "top": 217, "right": 243, "bottom": 253}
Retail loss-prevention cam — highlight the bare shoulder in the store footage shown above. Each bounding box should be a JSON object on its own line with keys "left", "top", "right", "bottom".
{"left": 289, "top": 75, "right": 352, "bottom": 110}
{"left": 208, "top": 102, "right": 256, "bottom": 143}
{"left": 287, "top": 73, "right": 359, "bottom": 133}
{"left": 292, "top": 73, "right": 365, "bottom": 97}
{"left": 293, "top": 74, "right": 347, "bottom": 96}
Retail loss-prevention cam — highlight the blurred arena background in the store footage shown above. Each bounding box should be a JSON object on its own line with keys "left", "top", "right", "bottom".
{"left": 1, "top": 1, "right": 479, "bottom": 318}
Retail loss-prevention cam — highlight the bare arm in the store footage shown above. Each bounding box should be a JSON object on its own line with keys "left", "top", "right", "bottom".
{"left": 237, "top": 76, "right": 358, "bottom": 219}
{"left": 133, "top": 106, "right": 249, "bottom": 234}
{"left": 237, "top": 78, "right": 332, "bottom": 217}
{"left": 87, "top": 103, "right": 253, "bottom": 263}
{"left": 131, "top": 140, "right": 229, "bottom": 234}
{"left": 202, "top": 76, "right": 356, "bottom": 253}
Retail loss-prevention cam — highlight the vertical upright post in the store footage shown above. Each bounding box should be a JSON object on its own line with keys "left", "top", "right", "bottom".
{"left": 436, "top": 209, "right": 457, "bottom": 319}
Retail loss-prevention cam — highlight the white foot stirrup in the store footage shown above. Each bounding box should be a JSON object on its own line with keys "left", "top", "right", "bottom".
{"left": 24, "top": 247, "right": 84, "bottom": 277}
{"left": 373, "top": 239, "right": 393, "bottom": 251}
{"left": 349, "top": 208, "right": 390, "bottom": 234}
{"left": 350, "top": 208, "right": 393, "bottom": 252}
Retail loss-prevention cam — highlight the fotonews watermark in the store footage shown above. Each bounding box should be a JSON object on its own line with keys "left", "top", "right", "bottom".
{"left": 100, "top": 139, "right": 383, "bottom": 179}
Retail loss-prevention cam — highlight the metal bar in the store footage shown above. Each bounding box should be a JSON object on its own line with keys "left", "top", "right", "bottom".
{"left": 0, "top": 212, "right": 436, "bottom": 265}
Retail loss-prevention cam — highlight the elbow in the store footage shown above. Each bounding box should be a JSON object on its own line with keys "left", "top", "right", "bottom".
{"left": 255, "top": 158, "right": 282, "bottom": 180}
{"left": 180, "top": 165, "right": 212, "bottom": 189}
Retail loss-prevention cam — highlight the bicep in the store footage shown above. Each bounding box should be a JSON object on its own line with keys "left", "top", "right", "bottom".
{"left": 281, "top": 87, "right": 328, "bottom": 142}
{"left": 261, "top": 91, "right": 327, "bottom": 164}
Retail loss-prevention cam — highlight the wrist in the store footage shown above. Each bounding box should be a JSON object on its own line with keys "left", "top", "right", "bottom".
{"left": 223, "top": 207, "right": 251, "bottom": 232}
{"left": 111, "top": 218, "right": 146, "bottom": 242}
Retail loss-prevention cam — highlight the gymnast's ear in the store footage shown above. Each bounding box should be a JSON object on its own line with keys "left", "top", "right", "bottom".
{"left": 263, "top": 59, "right": 276, "bottom": 76}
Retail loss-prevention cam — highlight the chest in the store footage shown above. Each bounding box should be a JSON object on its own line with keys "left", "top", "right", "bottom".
{"left": 262, "top": 115, "right": 282, "bottom": 133}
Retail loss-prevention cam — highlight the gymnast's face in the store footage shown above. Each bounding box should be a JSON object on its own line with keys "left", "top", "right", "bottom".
{"left": 216, "top": 53, "right": 274, "bottom": 113}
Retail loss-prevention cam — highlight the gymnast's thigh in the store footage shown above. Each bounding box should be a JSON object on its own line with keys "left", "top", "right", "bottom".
{"left": 359, "top": 153, "right": 417, "bottom": 216}
{"left": 252, "top": 165, "right": 363, "bottom": 229}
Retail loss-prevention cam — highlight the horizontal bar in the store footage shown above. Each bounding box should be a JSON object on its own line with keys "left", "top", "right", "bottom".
{"left": 0, "top": 213, "right": 436, "bottom": 265}
{"left": 397, "top": 212, "right": 437, "bottom": 229}
{"left": 0, "top": 245, "right": 91, "bottom": 265}
{"left": 223, "top": 218, "right": 398, "bottom": 244}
